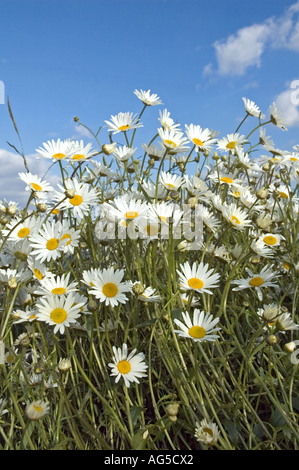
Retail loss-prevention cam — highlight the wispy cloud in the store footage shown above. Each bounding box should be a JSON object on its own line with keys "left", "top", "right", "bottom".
{"left": 274, "top": 82, "right": 299, "bottom": 128}
{"left": 204, "top": 1, "right": 299, "bottom": 77}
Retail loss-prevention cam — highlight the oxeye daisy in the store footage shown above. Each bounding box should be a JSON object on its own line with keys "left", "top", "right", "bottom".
{"left": 27, "top": 256, "right": 53, "bottom": 282}
{"left": 12, "top": 306, "right": 38, "bottom": 323}
{"left": 108, "top": 343, "right": 148, "bottom": 388}
{"left": 142, "top": 143, "right": 166, "bottom": 161}
{"left": 35, "top": 138, "right": 71, "bottom": 161}
{"left": 113, "top": 145, "right": 137, "bottom": 162}
{"left": 2, "top": 215, "right": 41, "bottom": 243}
{"left": 35, "top": 272, "right": 78, "bottom": 296}
{"left": 35, "top": 293, "right": 85, "bottom": 334}
{"left": 258, "top": 233, "right": 284, "bottom": 248}
{"left": 269, "top": 102, "right": 287, "bottom": 131}
{"left": 217, "top": 133, "right": 246, "bottom": 154}
{"left": 158, "top": 128, "right": 189, "bottom": 153}
{"left": 231, "top": 265, "right": 279, "bottom": 301}
{"left": 88, "top": 267, "right": 132, "bottom": 307}
{"left": 57, "top": 220, "right": 81, "bottom": 254}
{"left": 242, "top": 97, "right": 265, "bottom": 118}
{"left": 29, "top": 220, "right": 67, "bottom": 262}
{"left": 177, "top": 261, "right": 220, "bottom": 295}
{"left": 19, "top": 172, "right": 54, "bottom": 196}
{"left": 25, "top": 400, "right": 50, "bottom": 421}
{"left": 158, "top": 108, "right": 181, "bottom": 131}
{"left": 257, "top": 303, "right": 282, "bottom": 329}
{"left": 222, "top": 203, "right": 252, "bottom": 230}
{"left": 55, "top": 178, "right": 99, "bottom": 220}
{"left": 276, "top": 312, "right": 299, "bottom": 332}
{"left": 159, "top": 171, "right": 184, "bottom": 191}
{"left": 102, "top": 196, "right": 148, "bottom": 225}
{"left": 134, "top": 89, "right": 163, "bottom": 106}
{"left": 194, "top": 419, "right": 220, "bottom": 446}
{"left": 185, "top": 124, "right": 216, "bottom": 152}
{"left": 138, "top": 286, "right": 161, "bottom": 303}
{"left": 174, "top": 310, "right": 221, "bottom": 343}
{"left": 104, "top": 112, "right": 143, "bottom": 134}
{"left": 66, "top": 139, "right": 98, "bottom": 162}
{"left": 208, "top": 170, "right": 244, "bottom": 188}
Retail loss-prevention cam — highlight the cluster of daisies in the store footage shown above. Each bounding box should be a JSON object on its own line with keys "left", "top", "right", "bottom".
{"left": 0, "top": 88, "right": 298, "bottom": 447}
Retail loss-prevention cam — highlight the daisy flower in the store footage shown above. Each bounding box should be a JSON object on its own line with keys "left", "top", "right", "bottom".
{"left": 158, "top": 109, "right": 180, "bottom": 130}
{"left": 55, "top": 178, "right": 99, "bottom": 219}
{"left": 142, "top": 143, "right": 166, "bottom": 160}
{"left": 35, "top": 293, "right": 85, "bottom": 334}
{"left": 25, "top": 400, "right": 50, "bottom": 420}
{"left": 208, "top": 170, "right": 244, "bottom": 188}
{"left": 276, "top": 312, "right": 299, "bottom": 332}
{"left": 35, "top": 272, "right": 78, "bottom": 296}
{"left": 231, "top": 265, "right": 279, "bottom": 301}
{"left": 270, "top": 102, "right": 287, "bottom": 131}
{"left": 88, "top": 267, "right": 132, "bottom": 307}
{"left": 185, "top": 124, "right": 216, "bottom": 152}
{"left": 174, "top": 310, "right": 221, "bottom": 343}
{"left": 113, "top": 145, "right": 137, "bottom": 162}
{"left": 138, "top": 286, "right": 161, "bottom": 303}
{"left": 177, "top": 261, "right": 220, "bottom": 295}
{"left": 195, "top": 418, "right": 220, "bottom": 446}
{"left": 66, "top": 139, "right": 97, "bottom": 162}
{"left": 19, "top": 172, "right": 54, "bottom": 196}
{"left": 29, "top": 220, "right": 67, "bottom": 262}
{"left": 134, "top": 89, "right": 162, "bottom": 106}
{"left": 217, "top": 133, "right": 246, "bottom": 154}
{"left": 257, "top": 303, "right": 282, "bottom": 328}
{"left": 105, "top": 112, "right": 143, "bottom": 134}
{"left": 108, "top": 343, "right": 148, "bottom": 388}
{"left": 57, "top": 220, "right": 81, "bottom": 254}
{"left": 35, "top": 138, "right": 72, "bottom": 161}
{"left": 158, "top": 128, "right": 190, "bottom": 153}
{"left": 102, "top": 196, "right": 148, "bottom": 225}
{"left": 222, "top": 203, "right": 252, "bottom": 230}
{"left": 12, "top": 306, "right": 38, "bottom": 323}
{"left": 159, "top": 171, "right": 184, "bottom": 191}
{"left": 82, "top": 268, "right": 102, "bottom": 288}
{"left": 27, "top": 256, "right": 53, "bottom": 282}
{"left": 257, "top": 233, "right": 284, "bottom": 248}
{"left": 242, "top": 97, "right": 265, "bottom": 118}
{"left": 2, "top": 215, "right": 41, "bottom": 243}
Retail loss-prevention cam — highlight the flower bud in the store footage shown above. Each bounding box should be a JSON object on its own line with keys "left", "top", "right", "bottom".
{"left": 102, "top": 143, "right": 116, "bottom": 155}
{"left": 166, "top": 403, "right": 180, "bottom": 422}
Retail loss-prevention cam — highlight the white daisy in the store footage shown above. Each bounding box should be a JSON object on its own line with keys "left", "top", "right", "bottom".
{"left": 138, "top": 286, "right": 161, "bottom": 303}
{"left": 231, "top": 265, "right": 279, "bottom": 301}
{"left": 25, "top": 400, "right": 50, "bottom": 420}
{"left": 105, "top": 112, "right": 143, "bottom": 134}
{"left": 159, "top": 171, "right": 184, "bottom": 191}
{"left": 142, "top": 143, "right": 166, "bottom": 160}
{"left": 258, "top": 233, "right": 284, "bottom": 248}
{"left": 35, "top": 272, "right": 78, "bottom": 296}
{"left": 66, "top": 139, "right": 97, "bottom": 161}
{"left": 217, "top": 133, "right": 246, "bottom": 154}
{"left": 113, "top": 145, "right": 137, "bottom": 162}
{"left": 270, "top": 102, "right": 287, "bottom": 131}
{"left": 35, "top": 138, "right": 72, "bottom": 161}
{"left": 55, "top": 178, "right": 99, "bottom": 219}
{"left": 134, "top": 89, "right": 162, "bottom": 106}
{"left": 29, "top": 220, "right": 67, "bottom": 262}
{"left": 108, "top": 343, "right": 148, "bottom": 388}
{"left": 2, "top": 215, "right": 41, "bottom": 243}
{"left": 88, "top": 267, "right": 132, "bottom": 307}
{"left": 158, "top": 128, "right": 190, "bottom": 153}
{"left": 158, "top": 109, "right": 180, "bottom": 130}
{"left": 35, "top": 293, "right": 85, "bottom": 334}
{"left": 19, "top": 172, "right": 54, "bottom": 196}
{"left": 177, "top": 261, "right": 220, "bottom": 295}
{"left": 174, "top": 310, "right": 221, "bottom": 343}
{"left": 242, "top": 97, "right": 265, "bottom": 118}
{"left": 102, "top": 196, "right": 148, "bottom": 225}
{"left": 195, "top": 418, "right": 220, "bottom": 446}
{"left": 185, "top": 124, "right": 216, "bottom": 152}
{"left": 222, "top": 203, "right": 251, "bottom": 230}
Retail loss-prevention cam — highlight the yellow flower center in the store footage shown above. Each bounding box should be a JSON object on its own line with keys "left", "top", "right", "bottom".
{"left": 53, "top": 153, "right": 66, "bottom": 160}
{"left": 226, "top": 141, "right": 236, "bottom": 150}
{"left": 118, "top": 124, "right": 130, "bottom": 131}
{"left": 279, "top": 191, "right": 288, "bottom": 199}
{"left": 102, "top": 282, "right": 118, "bottom": 298}
{"left": 50, "top": 308, "right": 67, "bottom": 324}
{"left": 124, "top": 211, "right": 138, "bottom": 219}
{"left": 283, "top": 263, "right": 290, "bottom": 270}
{"left": 166, "top": 183, "right": 176, "bottom": 190}
{"left": 192, "top": 137, "right": 204, "bottom": 147}
{"left": 52, "top": 287, "right": 66, "bottom": 295}
{"left": 188, "top": 277, "right": 204, "bottom": 289}
{"left": 17, "top": 227, "right": 30, "bottom": 238}
{"left": 164, "top": 139, "right": 177, "bottom": 148}
{"left": 263, "top": 235, "right": 277, "bottom": 246}
{"left": 249, "top": 276, "right": 264, "bottom": 287}
{"left": 29, "top": 314, "right": 37, "bottom": 320}
{"left": 233, "top": 191, "right": 240, "bottom": 197}
{"left": 290, "top": 157, "right": 298, "bottom": 162}
{"left": 231, "top": 215, "right": 241, "bottom": 224}
{"left": 33, "top": 268, "right": 43, "bottom": 280}
{"left": 30, "top": 182, "right": 42, "bottom": 191}
{"left": 221, "top": 176, "right": 233, "bottom": 184}
{"left": 60, "top": 233, "right": 72, "bottom": 245}
{"left": 203, "top": 427, "right": 214, "bottom": 438}
{"left": 147, "top": 224, "right": 159, "bottom": 236}
{"left": 33, "top": 405, "right": 42, "bottom": 413}
{"left": 46, "top": 238, "right": 59, "bottom": 250}
{"left": 72, "top": 154, "right": 85, "bottom": 160}
{"left": 188, "top": 325, "right": 206, "bottom": 339}
{"left": 117, "top": 359, "right": 131, "bottom": 374}
{"left": 69, "top": 194, "right": 83, "bottom": 206}
{"left": 51, "top": 208, "right": 60, "bottom": 214}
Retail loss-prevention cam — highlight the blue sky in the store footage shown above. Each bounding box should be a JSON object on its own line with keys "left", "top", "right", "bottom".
{"left": 1, "top": 0, "right": 299, "bottom": 203}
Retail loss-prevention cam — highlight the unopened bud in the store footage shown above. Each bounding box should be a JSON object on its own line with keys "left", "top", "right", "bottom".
{"left": 166, "top": 403, "right": 180, "bottom": 421}
{"left": 8, "top": 277, "right": 18, "bottom": 290}
{"left": 266, "top": 334, "right": 278, "bottom": 346}
{"left": 102, "top": 143, "right": 116, "bottom": 155}
{"left": 65, "top": 188, "right": 75, "bottom": 199}
{"left": 132, "top": 282, "right": 145, "bottom": 296}
{"left": 256, "top": 188, "right": 268, "bottom": 199}
{"left": 74, "top": 116, "right": 80, "bottom": 122}
{"left": 58, "top": 357, "right": 72, "bottom": 372}
{"left": 36, "top": 203, "right": 47, "bottom": 213}
{"left": 284, "top": 341, "right": 297, "bottom": 353}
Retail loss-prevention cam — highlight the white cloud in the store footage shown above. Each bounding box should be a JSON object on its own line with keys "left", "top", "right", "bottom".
{"left": 74, "top": 124, "right": 92, "bottom": 138}
{"left": 275, "top": 84, "right": 299, "bottom": 128}
{"left": 205, "top": 2, "right": 299, "bottom": 76}
{"left": 0, "top": 149, "right": 59, "bottom": 206}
